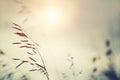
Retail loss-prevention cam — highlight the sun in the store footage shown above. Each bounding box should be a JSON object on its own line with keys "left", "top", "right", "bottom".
{"left": 44, "top": 9, "right": 59, "bottom": 22}
{"left": 42, "top": 7, "right": 61, "bottom": 26}
{"left": 31, "top": 7, "right": 62, "bottom": 33}
{"left": 34, "top": 7, "right": 63, "bottom": 34}
{"left": 30, "top": 4, "right": 75, "bottom": 35}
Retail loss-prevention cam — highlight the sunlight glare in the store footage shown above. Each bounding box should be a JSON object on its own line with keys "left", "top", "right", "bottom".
{"left": 42, "top": 8, "right": 61, "bottom": 26}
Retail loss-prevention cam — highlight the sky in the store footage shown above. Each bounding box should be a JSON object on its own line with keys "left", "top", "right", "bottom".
{"left": 0, "top": 0, "right": 120, "bottom": 80}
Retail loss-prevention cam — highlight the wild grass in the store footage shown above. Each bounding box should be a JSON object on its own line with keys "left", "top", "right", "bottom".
{"left": 90, "top": 40, "right": 120, "bottom": 80}
{"left": 0, "top": 50, "right": 30, "bottom": 80}
{"left": 61, "top": 53, "right": 82, "bottom": 80}
{"left": 1, "top": 21, "right": 119, "bottom": 80}
{"left": 11, "top": 22, "right": 49, "bottom": 80}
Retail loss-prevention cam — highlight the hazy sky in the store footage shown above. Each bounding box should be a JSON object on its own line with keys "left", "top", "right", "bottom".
{"left": 0, "top": 0, "right": 120, "bottom": 80}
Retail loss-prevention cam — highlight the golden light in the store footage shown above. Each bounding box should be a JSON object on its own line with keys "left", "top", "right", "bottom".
{"left": 29, "top": 1, "right": 78, "bottom": 36}
{"left": 29, "top": 6, "right": 62, "bottom": 36}
{"left": 44, "top": 8, "right": 60, "bottom": 23}
{"left": 32, "top": 7, "right": 62, "bottom": 34}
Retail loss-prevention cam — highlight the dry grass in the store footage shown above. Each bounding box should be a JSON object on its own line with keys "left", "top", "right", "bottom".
{"left": 11, "top": 22, "right": 49, "bottom": 80}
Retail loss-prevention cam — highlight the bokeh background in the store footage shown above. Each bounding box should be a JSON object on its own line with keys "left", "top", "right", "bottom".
{"left": 0, "top": 0, "right": 120, "bottom": 80}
